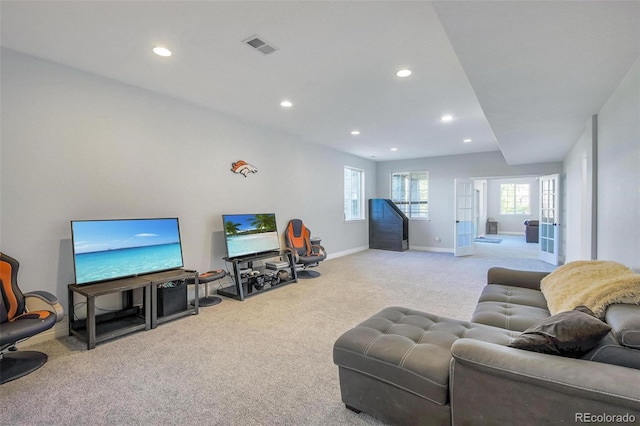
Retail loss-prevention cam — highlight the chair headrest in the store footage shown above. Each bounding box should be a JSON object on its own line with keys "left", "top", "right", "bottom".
{"left": 1, "top": 253, "right": 25, "bottom": 321}
{"left": 289, "top": 219, "right": 305, "bottom": 237}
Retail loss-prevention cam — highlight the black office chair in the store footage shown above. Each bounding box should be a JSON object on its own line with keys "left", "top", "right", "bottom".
{"left": 1, "top": 252, "right": 63, "bottom": 384}
{"left": 284, "top": 219, "right": 327, "bottom": 278}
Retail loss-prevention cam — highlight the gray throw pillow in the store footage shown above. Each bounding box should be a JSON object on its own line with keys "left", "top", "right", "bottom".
{"left": 508, "top": 307, "right": 611, "bottom": 357}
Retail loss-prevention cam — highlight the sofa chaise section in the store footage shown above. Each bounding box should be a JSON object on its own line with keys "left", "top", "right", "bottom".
{"left": 333, "top": 307, "right": 516, "bottom": 425}
{"left": 333, "top": 264, "right": 640, "bottom": 425}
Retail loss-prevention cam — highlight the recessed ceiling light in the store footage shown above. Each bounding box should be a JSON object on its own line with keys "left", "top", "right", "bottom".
{"left": 390, "top": 147, "right": 398, "bottom": 151}
{"left": 351, "top": 130, "right": 361, "bottom": 135}
{"left": 280, "top": 100, "right": 293, "bottom": 108}
{"left": 153, "top": 46, "right": 172, "bottom": 57}
{"left": 396, "top": 69, "right": 412, "bottom": 78}
{"left": 441, "top": 114, "right": 454, "bottom": 122}
{"left": 463, "top": 138, "right": 472, "bottom": 143}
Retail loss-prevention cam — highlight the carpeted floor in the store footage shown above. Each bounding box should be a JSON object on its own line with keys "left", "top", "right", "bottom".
{"left": 474, "top": 237, "right": 502, "bottom": 243}
{"left": 0, "top": 235, "right": 553, "bottom": 426}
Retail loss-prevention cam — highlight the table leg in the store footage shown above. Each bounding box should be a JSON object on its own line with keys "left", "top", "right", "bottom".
{"left": 68, "top": 288, "right": 74, "bottom": 336}
{"left": 87, "top": 296, "right": 96, "bottom": 350}
{"left": 144, "top": 285, "right": 151, "bottom": 330}
{"left": 232, "top": 262, "right": 245, "bottom": 301}
{"left": 193, "top": 275, "right": 199, "bottom": 314}
{"left": 151, "top": 284, "right": 158, "bottom": 329}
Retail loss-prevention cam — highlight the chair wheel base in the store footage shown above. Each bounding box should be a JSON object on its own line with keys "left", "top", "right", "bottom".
{"left": 0, "top": 351, "right": 48, "bottom": 384}
{"left": 296, "top": 270, "right": 321, "bottom": 279}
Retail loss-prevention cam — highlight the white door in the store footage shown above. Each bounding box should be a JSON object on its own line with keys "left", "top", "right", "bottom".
{"left": 539, "top": 174, "right": 560, "bottom": 265}
{"left": 454, "top": 178, "right": 474, "bottom": 257}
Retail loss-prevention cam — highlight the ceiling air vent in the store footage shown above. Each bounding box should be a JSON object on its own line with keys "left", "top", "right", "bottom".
{"left": 243, "top": 35, "right": 278, "bottom": 55}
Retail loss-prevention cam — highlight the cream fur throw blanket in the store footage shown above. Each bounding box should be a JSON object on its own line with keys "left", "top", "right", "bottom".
{"left": 540, "top": 260, "right": 640, "bottom": 319}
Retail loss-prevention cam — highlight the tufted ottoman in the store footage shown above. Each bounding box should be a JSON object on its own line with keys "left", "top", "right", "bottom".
{"left": 333, "top": 306, "right": 516, "bottom": 425}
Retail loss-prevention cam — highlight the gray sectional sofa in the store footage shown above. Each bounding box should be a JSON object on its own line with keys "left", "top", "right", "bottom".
{"left": 333, "top": 266, "right": 640, "bottom": 425}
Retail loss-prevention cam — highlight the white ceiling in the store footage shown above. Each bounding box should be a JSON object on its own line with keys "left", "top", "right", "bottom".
{"left": 1, "top": 1, "right": 638, "bottom": 164}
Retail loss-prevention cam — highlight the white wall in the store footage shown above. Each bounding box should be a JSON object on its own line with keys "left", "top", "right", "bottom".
{"left": 0, "top": 49, "right": 376, "bottom": 308}
{"left": 562, "top": 57, "right": 639, "bottom": 271}
{"left": 596, "top": 57, "right": 640, "bottom": 270}
{"left": 486, "top": 177, "right": 540, "bottom": 234}
{"left": 375, "top": 151, "right": 562, "bottom": 251}
{"left": 562, "top": 116, "right": 595, "bottom": 262}
{"left": 474, "top": 179, "right": 487, "bottom": 237}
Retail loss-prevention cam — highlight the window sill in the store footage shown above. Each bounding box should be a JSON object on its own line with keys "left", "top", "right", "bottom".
{"left": 344, "top": 218, "right": 367, "bottom": 223}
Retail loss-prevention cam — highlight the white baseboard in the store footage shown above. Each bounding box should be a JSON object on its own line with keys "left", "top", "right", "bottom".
{"left": 326, "top": 246, "right": 368, "bottom": 260}
{"left": 410, "top": 245, "right": 454, "bottom": 254}
{"left": 18, "top": 315, "right": 69, "bottom": 348}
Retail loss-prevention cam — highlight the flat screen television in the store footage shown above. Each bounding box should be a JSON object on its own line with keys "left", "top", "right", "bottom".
{"left": 71, "top": 218, "right": 184, "bottom": 285}
{"left": 222, "top": 213, "right": 281, "bottom": 260}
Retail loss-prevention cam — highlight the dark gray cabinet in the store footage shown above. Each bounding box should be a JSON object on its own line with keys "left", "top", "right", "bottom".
{"left": 369, "top": 199, "right": 409, "bottom": 251}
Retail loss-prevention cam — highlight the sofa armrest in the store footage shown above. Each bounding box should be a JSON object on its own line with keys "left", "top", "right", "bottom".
{"left": 486, "top": 267, "right": 550, "bottom": 290}
{"left": 450, "top": 339, "right": 640, "bottom": 424}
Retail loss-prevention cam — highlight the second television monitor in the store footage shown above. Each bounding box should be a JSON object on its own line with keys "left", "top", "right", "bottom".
{"left": 222, "top": 213, "right": 280, "bottom": 259}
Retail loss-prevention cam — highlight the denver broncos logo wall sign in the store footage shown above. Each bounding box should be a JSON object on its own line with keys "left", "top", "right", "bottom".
{"left": 231, "top": 160, "right": 258, "bottom": 177}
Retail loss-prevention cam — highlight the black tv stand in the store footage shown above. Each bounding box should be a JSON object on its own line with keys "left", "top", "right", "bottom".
{"left": 68, "top": 269, "right": 199, "bottom": 349}
{"left": 218, "top": 251, "right": 297, "bottom": 301}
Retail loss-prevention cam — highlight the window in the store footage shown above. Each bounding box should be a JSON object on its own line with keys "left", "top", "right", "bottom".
{"left": 344, "top": 166, "right": 365, "bottom": 221}
{"left": 500, "top": 183, "right": 530, "bottom": 214}
{"left": 391, "top": 171, "right": 429, "bottom": 219}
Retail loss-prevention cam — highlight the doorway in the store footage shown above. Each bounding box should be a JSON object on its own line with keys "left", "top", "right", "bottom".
{"left": 465, "top": 175, "right": 547, "bottom": 262}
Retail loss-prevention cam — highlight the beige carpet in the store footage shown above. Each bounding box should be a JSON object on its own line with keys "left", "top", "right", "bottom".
{"left": 0, "top": 236, "right": 553, "bottom": 425}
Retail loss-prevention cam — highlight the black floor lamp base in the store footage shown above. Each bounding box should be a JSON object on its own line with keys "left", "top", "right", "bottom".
{"left": 188, "top": 269, "right": 226, "bottom": 308}
{"left": 197, "top": 296, "right": 222, "bottom": 307}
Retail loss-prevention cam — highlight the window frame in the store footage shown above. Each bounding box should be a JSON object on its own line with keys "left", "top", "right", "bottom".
{"left": 344, "top": 166, "right": 365, "bottom": 222}
{"left": 500, "top": 183, "right": 531, "bottom": 215}
{"left": 390, "top": 171, "right": 429, "bottom": 220}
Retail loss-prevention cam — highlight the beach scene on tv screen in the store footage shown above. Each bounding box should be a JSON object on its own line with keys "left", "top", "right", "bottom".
{"left": 224, "top": 214, "right": 280, "bottom": 258}
{"left": 72, "top": 219, "right": 183, "bottom": 284}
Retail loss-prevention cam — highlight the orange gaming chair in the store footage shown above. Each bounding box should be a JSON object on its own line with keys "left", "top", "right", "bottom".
{"left": 1, "top": 252, "right": 63, "bottom": 384}
{"left": 284, "top": 219, "right": 326, "bottom": 277}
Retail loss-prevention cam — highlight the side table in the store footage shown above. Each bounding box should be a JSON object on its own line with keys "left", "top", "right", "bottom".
{"left": 486, "top": 221, "right": 498, "bottom": 234}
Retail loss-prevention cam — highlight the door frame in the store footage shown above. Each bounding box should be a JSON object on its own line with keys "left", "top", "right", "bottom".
{"left": 539, "top": 173, "right": 560, "bottom": 265}
{"left": 454, "top": 178, "right": 474, "bottom": 257}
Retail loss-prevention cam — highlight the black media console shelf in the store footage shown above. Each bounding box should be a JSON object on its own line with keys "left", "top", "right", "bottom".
{"left": 218, "top": 251, "right": 298, "bottom": 301}
{"left": 148, "top": 269, "right": 199, "bottom": 328}
{"left": 68, "top": 269, "right": 198, "bottom": 349}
